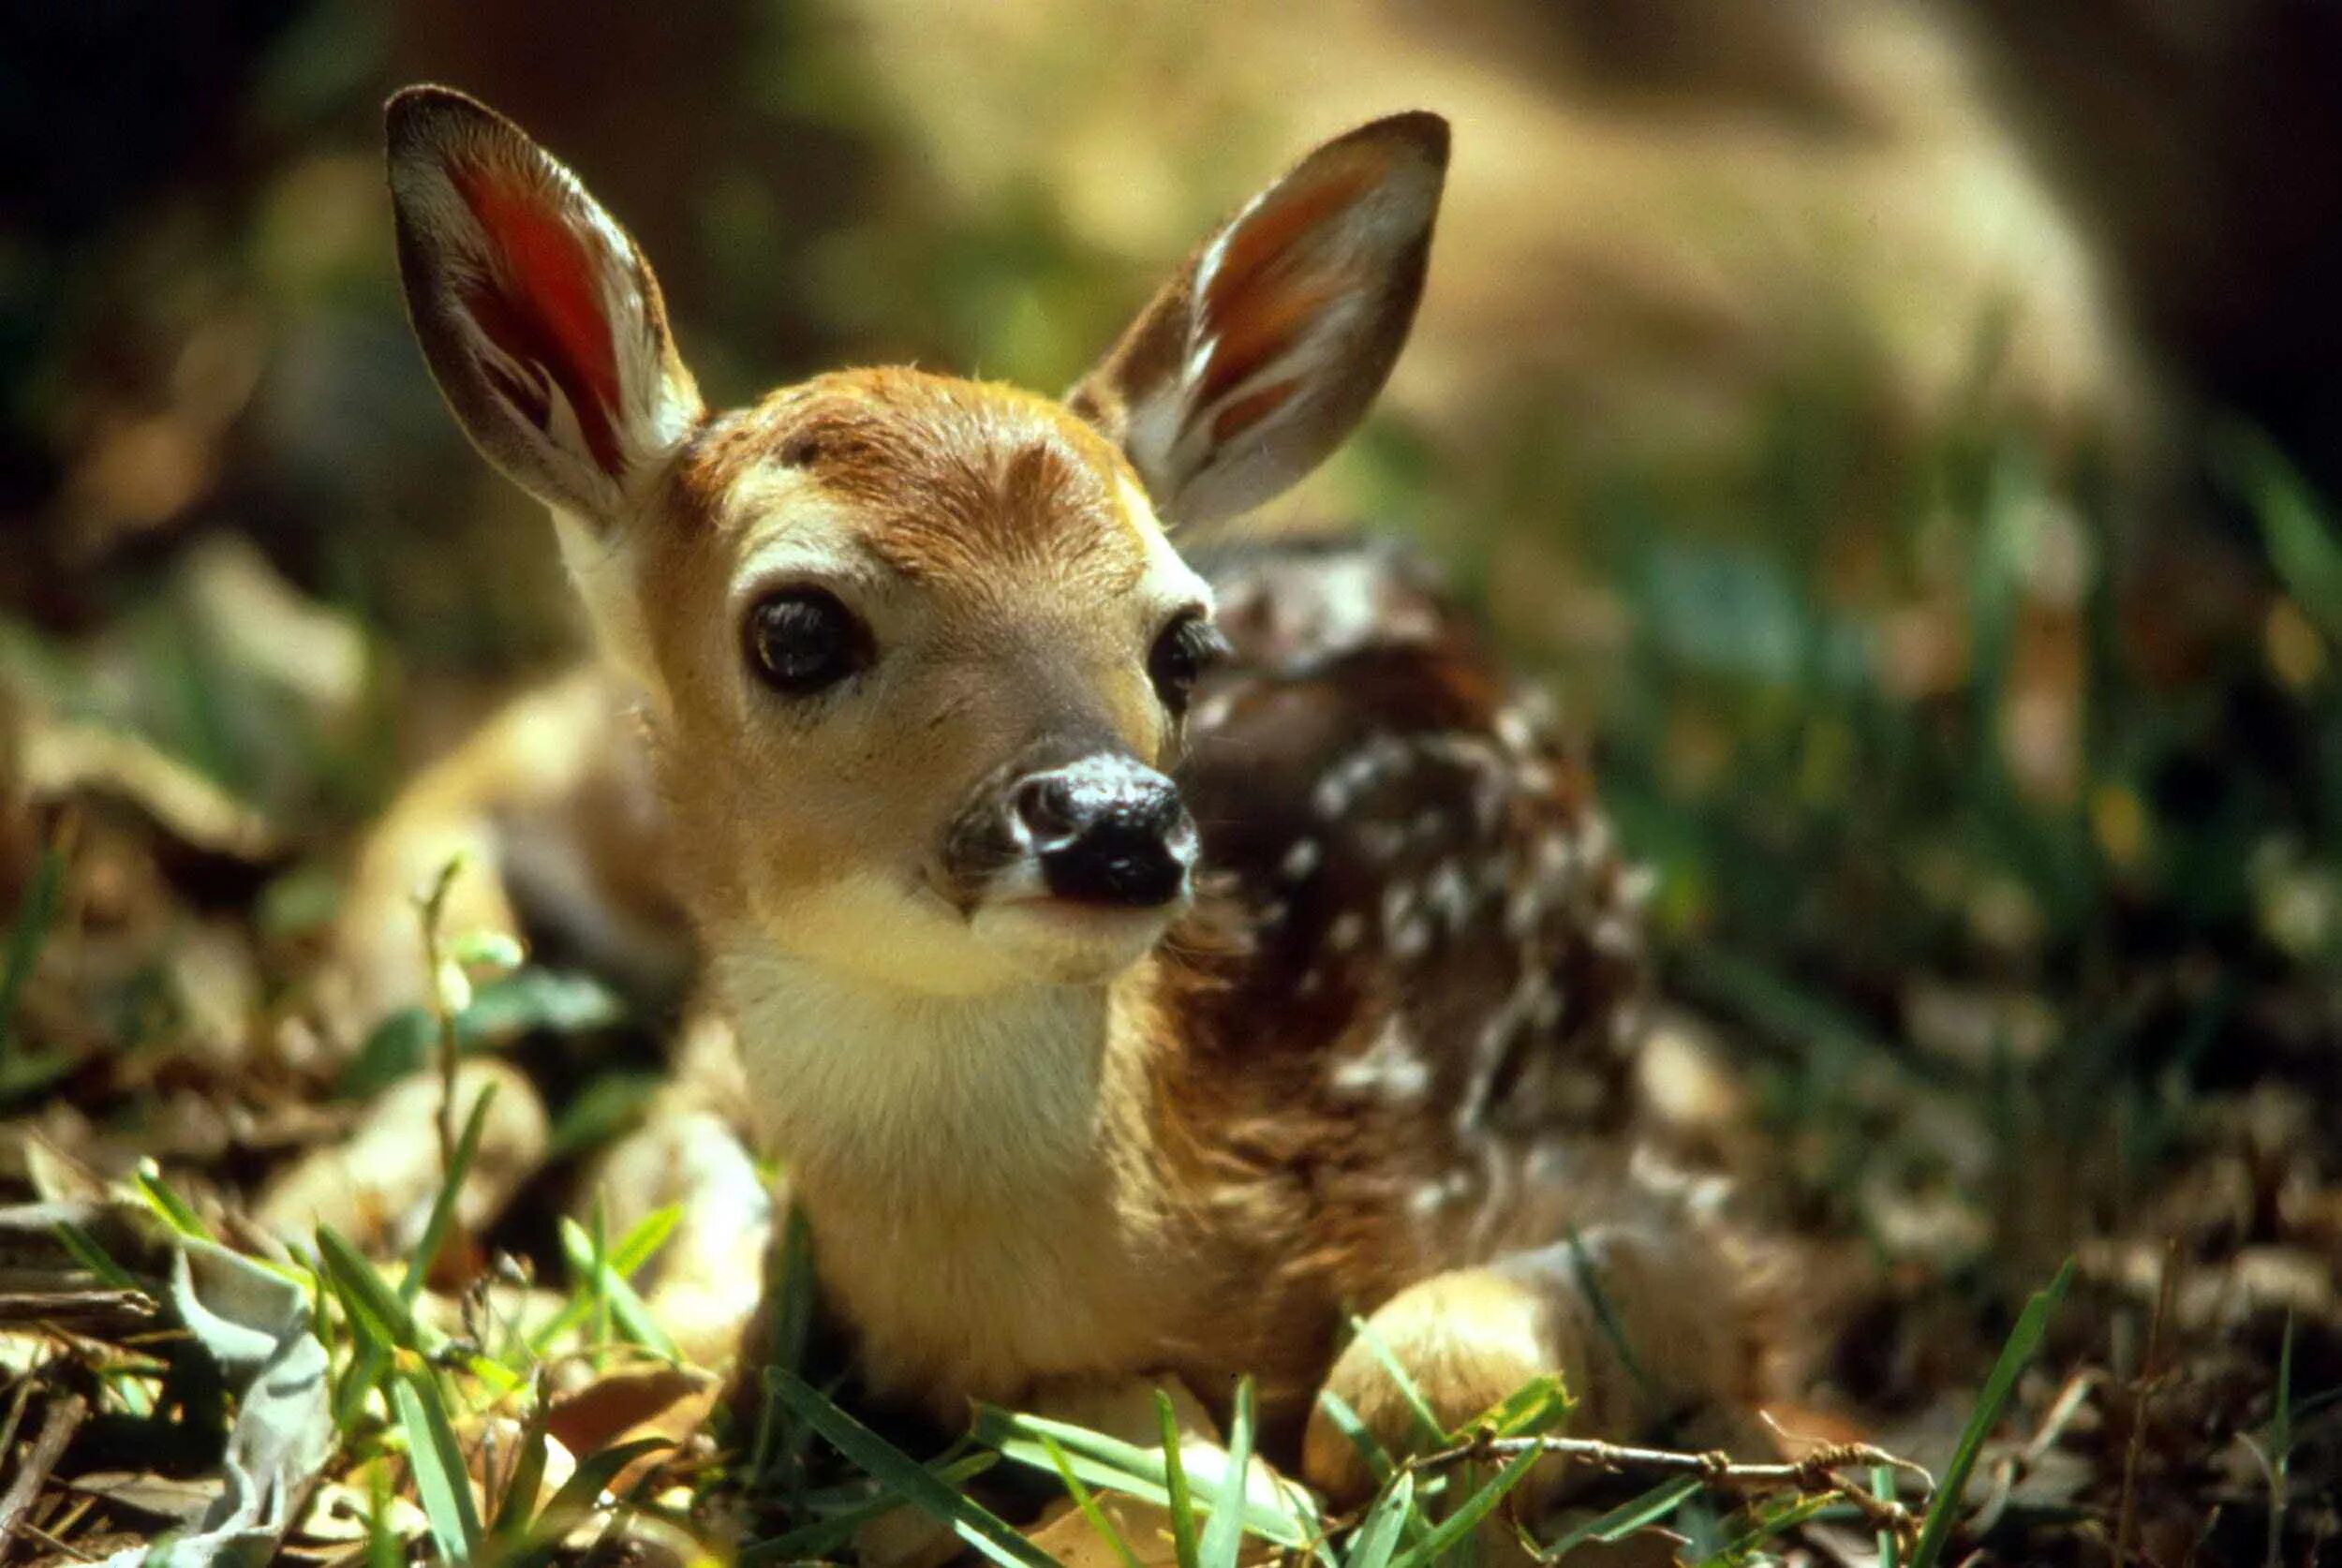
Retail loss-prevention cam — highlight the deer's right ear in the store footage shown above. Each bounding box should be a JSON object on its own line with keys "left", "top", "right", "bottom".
{"left": 386, "top": 86, "right": 701, "bottom": 522}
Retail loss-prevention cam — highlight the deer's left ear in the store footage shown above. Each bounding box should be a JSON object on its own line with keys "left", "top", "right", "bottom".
{"left": 386, "top": 85, "right": 701, "bottom": 523}
{"left": 1069, "top": 111, "right": 1446, "bottom": 528}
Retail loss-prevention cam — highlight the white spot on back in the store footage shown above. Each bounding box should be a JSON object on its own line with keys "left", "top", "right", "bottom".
{"left": 1328, "top": 1015, "right": 1430, "bottom": 1104}
{"left": 1280, "top": 837, "right": 1322, "bottom": 883}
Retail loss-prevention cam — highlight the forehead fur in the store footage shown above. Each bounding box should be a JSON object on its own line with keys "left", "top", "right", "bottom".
{"left": 673, "top": 367, "right": 1155, "bottom": 589}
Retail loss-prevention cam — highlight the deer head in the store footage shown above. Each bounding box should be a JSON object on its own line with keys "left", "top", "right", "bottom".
{"left": 385, "top": 86, "right": 1445, "bottom": 999}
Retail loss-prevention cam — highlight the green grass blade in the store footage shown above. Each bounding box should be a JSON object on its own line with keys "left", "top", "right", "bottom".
{"left": 765, "top": 1206, "right": 816, "bottom": 1376}
{"left": 1906, "top": 1257, "right": 2073, "bottom": 1568}
{"left": 1200, "top": 1376, "right": 1255, "bottom": 1568}
{"left": 365, "top": 1459, "right": 404, "bottom": 1568}
{"left": 1346, "top": 1472, "right": 1416, "bottom": 1568}
{"left": 485, "top": 1406, "right": 552, "bottom": 1545}
{"left": 325, "top": 1247, "right": 395, "bottom": 1435}
{"left": 500, "top": 1436, "right": 670, "bottom": 1568}
{"left": 600, "top": 1274, "right": 680, "bottom": 1360}
{"left": 1312, "top": 1387, "right": 1398, "bottom": 1490}
{"left": 403, "top": 1083, "right": 497, "bottom": 1307}
{"left": 740, "top": 1453, "right": 999, "bottom": 1564}
{"left": 749, "top": 1206, "right": 819, "bottom": 1496}
{"left": 52, "top": 1221, "right": 141, "bottom": 1292}
{"left": 556, "top": 1216, "right": 679, "bottom": 1361}
{"left": 466, "top": 1354, "right": 523, "bottom": 1400}
{"left": 1386, "top": 1443, "right": 1542, "bottom": 1568}
{"left": 526, "top": 1208, "right": 680, "bottom": 1357}
{"left": 2222, "top": 427, "right": 2342, "bottom": 640}
{"left": 0, "top": 839, "right": 63, "bottom": 1055}
{"left": 333, "top": 1339, "right": 392, "bottom": 1436}
{"left": 1540, "top": 1473, "right": 1702, "bottom": 1556}
{"left": 1470, "top": 1373, "right": 1571, "bottom": 1441}
{"left": 1872, "top": 1464, "right": 1901, "bottom": 1568}
{"left": 1345, "top": 1313, "right": 1446, "bottom": 1446}
{"left": 608, "top": 1203, "right": 682, "bottom": 1277}
{"left": 1040, "top": 1433, "right": 1147, "bottom": 1568}
{"left": 764, "top": 1365, "right": 1055, "bottom": 1568}
{"left": 1565, "top": 1230, "right": 1658, "bottom": 1414}
{"left": 975, "top": 1405, "right": 1312, "bottom": 1548}
{"left": 135, "top": 1160, "right": 214, "bottom": 1242}
{"left": 1156, "top": 1389, "right": 1203, "bottom": 1568}
{"left": 318, "top": 1223, "right": 422, "bottom": 1351}
{"left": 586, "top": 1197, "right": 610, "bottom": 1355}
{"left": 394, "top": 1371, "right": 482, "bottom": 1563}
{"left": 1694, "top": 1489, "right": 1840, "bottom": 1566}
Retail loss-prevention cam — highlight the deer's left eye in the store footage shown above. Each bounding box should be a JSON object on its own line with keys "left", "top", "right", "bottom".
{"left": 1148, "top": 613, "right": 1228, "bottom": 715}
{"left": 744, "top": 589, "right": 872, "bottom": 696}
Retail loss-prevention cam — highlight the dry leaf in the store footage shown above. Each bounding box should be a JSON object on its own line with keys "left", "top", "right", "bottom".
{"left": 254, "top": 1058, "right": 547, "bottom": 1257}
{"left": 543, "top": 1364, "right": 717, "bottom": 1495}
{"left": 61, "top": 1472, "right": 221, "bottom": 1526}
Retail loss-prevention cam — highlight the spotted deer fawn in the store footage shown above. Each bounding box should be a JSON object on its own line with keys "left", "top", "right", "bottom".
{"left": 378, "top": 85, "right": 1771, "bottom": 1496}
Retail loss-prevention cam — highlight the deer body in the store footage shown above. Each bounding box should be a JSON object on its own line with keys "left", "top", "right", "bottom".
{"left": 380, "top": 88, "right": 1766, "bottom": 1492}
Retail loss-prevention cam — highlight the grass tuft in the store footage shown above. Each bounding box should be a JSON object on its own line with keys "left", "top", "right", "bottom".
{"left": 1906, "top": 1258, "right": 2075, "bottom": 1568}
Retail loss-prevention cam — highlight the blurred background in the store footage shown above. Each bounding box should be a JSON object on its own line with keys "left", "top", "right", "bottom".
{"left": 4, "top": 0, "right": 2340, "bottom": 1556}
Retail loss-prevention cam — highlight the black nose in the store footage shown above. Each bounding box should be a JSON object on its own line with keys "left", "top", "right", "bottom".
{"left": 1013, "top": 755, "right": 1196, "bottom": 908}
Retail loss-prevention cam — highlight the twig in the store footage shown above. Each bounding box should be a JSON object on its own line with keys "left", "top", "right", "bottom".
{"left": 0, "top": 1390, "right": 90, "bottom": 1552}
{"left": 0, "top": 1290, "right": 159, "bottom": 1338}
{"left": 1411, "top": 1431, "right": 1932, "bottom": 1492}
{"left": 1393, "top": 1428, "right": 1935, "bottom": 1545}
{"left": 0, "top": 1376, "right": 32, "bottom": 1466}
{"left": 12, "top": 1516, "right": 99, "bottom": 1562}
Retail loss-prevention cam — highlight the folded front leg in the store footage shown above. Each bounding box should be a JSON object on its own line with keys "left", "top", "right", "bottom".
{"left": 1301, "top": 1220, "right": 1772, "bottom": 1507}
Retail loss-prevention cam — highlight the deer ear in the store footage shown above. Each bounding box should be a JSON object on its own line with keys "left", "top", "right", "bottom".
{"left": 1070, "top": 112, "right": 1446, "bottom": 528}
{"left": 385, "top": 85, "right": 701, "bottom": 522}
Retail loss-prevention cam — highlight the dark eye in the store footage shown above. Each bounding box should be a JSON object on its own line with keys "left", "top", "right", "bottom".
{"left": 743, "top": 589, "right": 871, "bottom": 696}
{"left": 1148, "top": 613, "right": 1228, "bottom": 714}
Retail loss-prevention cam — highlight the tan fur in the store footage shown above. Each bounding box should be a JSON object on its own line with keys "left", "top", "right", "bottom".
{"left": 377, "top": 87, "right": 1774, "bottom": 1489}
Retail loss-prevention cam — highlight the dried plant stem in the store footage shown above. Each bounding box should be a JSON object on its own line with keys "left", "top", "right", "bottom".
{"left": 418, "top": 855, "right": 467, "bottom": 1183}
{"left": 2113, "top": 1238, "right": 2179, "bottom": 1567}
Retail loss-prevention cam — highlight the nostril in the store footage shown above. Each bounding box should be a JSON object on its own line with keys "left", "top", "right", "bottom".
{"left": 1039, "top": 795, "right": 1195, "bottom": 910}
{"left": 1014, "top": 772, "right": 1082, "bottom": 845}
{"left": 1041, "top": 831, "right": 1188, "bottom": 907}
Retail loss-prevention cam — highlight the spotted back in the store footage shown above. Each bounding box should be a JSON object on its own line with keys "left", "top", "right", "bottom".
{"left": 1162, "top": 537, "right": 1650, "bottom": 1290}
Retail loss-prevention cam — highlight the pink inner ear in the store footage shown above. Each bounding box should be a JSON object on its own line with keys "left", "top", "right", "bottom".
{"left": 452, "top": 163, "right": 626, "bottom": 476}
{"left": 1211, "top": 377, "right": 1304, "bottom": 443}
{"left": 1196, "top": 160, "right": 1376, "bottom": 407}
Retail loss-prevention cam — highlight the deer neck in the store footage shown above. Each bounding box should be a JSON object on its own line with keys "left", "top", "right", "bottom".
{"left": 713, "top": 945, "right": 1165, "bottom": 1212}
{"left": 716, "top": 944, "right": 1224, "bottom": 1409}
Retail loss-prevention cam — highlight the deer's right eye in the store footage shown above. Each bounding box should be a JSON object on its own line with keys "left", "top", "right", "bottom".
{"left": 744, "top": 589, "right": 871, "bottom": 697}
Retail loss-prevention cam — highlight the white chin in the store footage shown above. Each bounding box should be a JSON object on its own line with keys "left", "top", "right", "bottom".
{"left": 974, "top": 897, "right": 1177, "bottom": 983}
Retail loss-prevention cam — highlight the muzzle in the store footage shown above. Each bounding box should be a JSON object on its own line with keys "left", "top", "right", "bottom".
{"left": 946, "top": 747, "right": 1198, "bottom": 910}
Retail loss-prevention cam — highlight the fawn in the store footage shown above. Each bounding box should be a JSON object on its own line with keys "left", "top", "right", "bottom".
{"left": 378, "top": 85, "right": 1771, "bottom": 1496}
